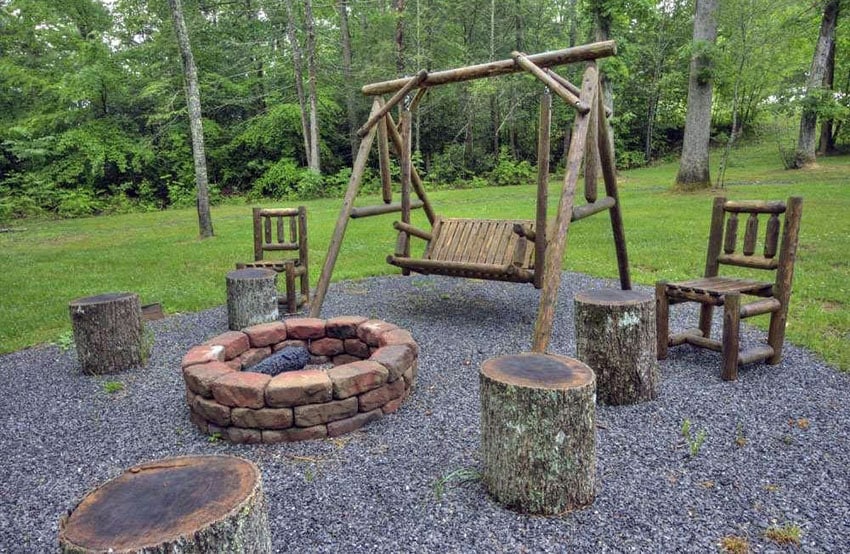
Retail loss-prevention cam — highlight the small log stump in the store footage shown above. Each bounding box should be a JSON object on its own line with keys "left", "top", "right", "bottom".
{"left": 69, "top": 292, "right": 144, "bottom": 375}
{"left": 58, "top": 455, "right": 271, "bottom": 553}
{"left": 480, "top": 353, "right": 596, "bottom": 515}
{"left": 226, "top": 268, "right": 279, "bottom": 331}
{"left": 575, "top": 288, "right": 659, "bottom": 405}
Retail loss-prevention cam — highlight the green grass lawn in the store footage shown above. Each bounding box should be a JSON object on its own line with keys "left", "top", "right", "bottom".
{"left": 1, "top": 141, "right": 848, "bottom": 370}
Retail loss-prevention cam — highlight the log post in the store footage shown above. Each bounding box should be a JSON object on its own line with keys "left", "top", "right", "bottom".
{"left": 226, "top": 268, "right": 279, "bottom": 331}
{"left": 58, "top": 455, "right": 271, "bottom": 553}
{"left": 480, "top": 353, "right": 596, "bottom": 515}
{"left": 68, "top": 292, "right": 144, "bottom": 375}
{"left": 574, "top": 288, "right": 659, "bottom": 405}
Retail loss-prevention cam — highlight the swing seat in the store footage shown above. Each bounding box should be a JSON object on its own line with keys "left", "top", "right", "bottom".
{"left": 387, "top": 217, "right": 538, "bottom": 285}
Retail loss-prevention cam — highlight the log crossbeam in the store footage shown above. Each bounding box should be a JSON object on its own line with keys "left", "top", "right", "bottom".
{"left": 357, "top": 70, "right": 428, "bottom": 137}
{"left": 512, "top": 51, "right": 589, "bottom": 113}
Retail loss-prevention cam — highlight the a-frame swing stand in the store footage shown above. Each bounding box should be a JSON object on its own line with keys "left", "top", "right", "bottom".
{"left": 310, "top": 40, "right": 631, "bottom": 353}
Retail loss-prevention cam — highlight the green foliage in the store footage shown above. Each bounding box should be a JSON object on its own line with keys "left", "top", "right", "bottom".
{"left": 764, "top": 523, "right": 802, "bottom": 546}
{"left": 488, "top": 148, "right": 535, "bottom": 187}
{"left": 102, "top": 380, "right": 125, "bottom": 394}
{"left": 252, "top": 158, "right": 304, "bottom": 199}
{"left": 55, "top": 330, "right": 75, "bottom": 352}
{"left": 681, "top": 418, "right": 707, "bottom": 457}
{"left": 433, "top": 467, "right": 481, "bottom": 501}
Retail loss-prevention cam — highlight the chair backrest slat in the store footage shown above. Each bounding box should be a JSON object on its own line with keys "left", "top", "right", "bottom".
{"left": 764, "top": 213, "right": 780, "bottom": 258}
{"left": 724, "top": 213, "right": 738, "bottom": 254}
{"left": 251, "top": 207, "right": 308, "bottom": 263}
{"left": 743, "top": 213, "right": 759, "bottom": 256}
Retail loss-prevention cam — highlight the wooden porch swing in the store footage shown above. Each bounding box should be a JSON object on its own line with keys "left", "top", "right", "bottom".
{"left": 310, "top": 41, "right": 631, "bottom": 352}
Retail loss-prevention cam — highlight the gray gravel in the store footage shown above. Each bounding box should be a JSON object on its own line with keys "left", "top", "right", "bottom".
{"left": 2, "top": 272, "right": 849, "bottom": 553}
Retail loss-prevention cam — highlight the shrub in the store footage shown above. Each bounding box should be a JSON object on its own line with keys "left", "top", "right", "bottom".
{"left": 488, "top": 147, "right": 535, "bottom": 187}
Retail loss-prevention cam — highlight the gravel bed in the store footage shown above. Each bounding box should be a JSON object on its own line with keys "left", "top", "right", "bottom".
{"left": 1, "top": 272, "right": 849, "bottom": 553}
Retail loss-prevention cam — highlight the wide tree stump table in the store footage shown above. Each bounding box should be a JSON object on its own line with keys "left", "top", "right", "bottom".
{"left": 480, "top": 353, "right": 596, "bottom": 515}
{"left": 226, "top": 268, "right": 279, "bottom": 331}
{"left": 68, "top": 292, "right": 144, "bottom": 375}
{"left": 575, "top": 288, "right": 659, "bottom": 405}
{"left": 58, "top": 455, "right": 271, "bottom": 553}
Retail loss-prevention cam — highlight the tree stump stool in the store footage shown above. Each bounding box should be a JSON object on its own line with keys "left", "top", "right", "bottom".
{"left": 226, "top": 268, "right": 279, "bottom": 331}
{"left": 480, "top": 353, "right": 596, "bottom": 515}
{"left": 574, "top": 288, "right": 659, "bottom": 405}
{"left": 69, "top": 292, "right": 144, "bottom": 375}
{"left": 58, "top": 455, "right": 271, "bottom": 553}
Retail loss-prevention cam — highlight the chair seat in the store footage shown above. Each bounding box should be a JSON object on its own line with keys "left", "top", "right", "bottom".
{"left": 665, "top": 276, "right": 773, "bottom": 305}
{"left": 237, "top": 260, "right": 306, "bottom": 275}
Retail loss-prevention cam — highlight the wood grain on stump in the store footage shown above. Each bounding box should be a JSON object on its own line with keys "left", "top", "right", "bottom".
{"left": 58, "top": 455, "right": 271, "bottom": 553}
{"left": 575, "top": 288, "right": 659, "bottom": 405}
{"left": 480, "top": 353, "right": 596, "bottom": 515}
{"left": 226, "top": 268, "right": 279, "bottom": 331}
{"left": 69, "top": 292, "right": 144, "bottom": 375}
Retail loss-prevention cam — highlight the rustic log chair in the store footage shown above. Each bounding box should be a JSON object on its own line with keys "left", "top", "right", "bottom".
{"left": 655, "top": 196, "right": 803, "bottom": 381}
{"left": 236, "top": 207, "right": 308, "bottom": 314}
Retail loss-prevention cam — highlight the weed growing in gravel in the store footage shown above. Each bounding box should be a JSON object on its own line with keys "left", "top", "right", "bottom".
{"left": 207, "top": 432, "right": 223, "bottom": 443}
{"left": 719, "top": 535, "right": 750, "bottom": 554}
{"left": 433, "top": 468, "right": 481, "bottom": 501}
{"left": 55, "top": 330, "right": 74, "bottom": 351}
{"left": 681, "top": 419, "right": 707, "bottom": 457}
{"left": 764, "top": 523, "right": 802, "bottom": 546}
{"left": 102, "top": 381, "right": 124, "bottom": 394}
{"left": 735, "top": 422, "right": 748, "bottom": 447}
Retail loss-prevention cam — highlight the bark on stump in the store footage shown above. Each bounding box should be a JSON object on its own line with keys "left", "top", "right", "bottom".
{"left": 58, "top": 455, "right": 271, "bottom": 553}
{"left": 226, "top": 268, "right": 279, "bottom": 331}
{"left": 480, "top": 353, "right": 596, "bottom": 515}
{"left": 68, "top": 292, "right": 144, "bottom": 375}
{"left": 575, "top": 288, "right": 659, "bottom": 405}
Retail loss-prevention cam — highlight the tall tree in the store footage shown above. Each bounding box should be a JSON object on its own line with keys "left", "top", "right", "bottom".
{"left": 674, "top": 0, "right": 719, "bottom": 190}
{"left": 304, "top": 0, "right": 321, "bottom": 173}
{"left": 167, "top": 0, "right": 214, "bottom": 237}
{"left": 338, "top": 0, "right": 358, "bottom": 161}
{"left": 283, "top": 0, "right": 312, "bottom": 168}
{"left": 795, "top": 0, "right": 840, "bottom": 167}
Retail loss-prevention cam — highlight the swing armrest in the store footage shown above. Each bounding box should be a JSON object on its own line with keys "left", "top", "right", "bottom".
{"left": 393, "top": 221, "right": 432, "bottom": 241}
{"left": 512, "top": 223, "right": 536, "bottom": 242}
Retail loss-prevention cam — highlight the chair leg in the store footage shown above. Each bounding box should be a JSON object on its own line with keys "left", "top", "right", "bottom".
{"left": 284, "top": 262, "right": 297, "bottom": 314}
{"left": 721, "top": 293, "right": 741, "bottom": 381}
{"left": 766, "top": 301, "right": 788, "bottom": 365}
{"left": 299, "top": 267, "right": 310, "bottom": 306}
{"left": 698, "top": 304, "right": 714, "bottom": 339}
{"left": 655, "top": 281, "right": 669, "bottom": 360}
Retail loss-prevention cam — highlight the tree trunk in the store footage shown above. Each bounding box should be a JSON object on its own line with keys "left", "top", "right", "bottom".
{"left": 283, "top": 0, "right": 312, "bottom": 167}
{"left": 574, "top": 289, "right": 659, "bottom": 405}
{"left": 226, "top": 268, "right": 279, "bottom": 331}
{"left": 480, "top": 353, "right": 596, "bottom": 515}
{"left": 304, "top": 0, "right": 321, "bottom": 174}
{"left": 674, "top": 0, "right": 718, "bottom": 190}
{"left": 167, "top": 0, "right": 214, "bottom": 238}
{"left": 338, "top": 0, "right": 358, "bottom": 162}
{"left": 58, "top": 456, "right": 271, "bottom": 553}
{"left": 392, "top": 0, "right": 405, "bottom": 76}
{"left": 69, "top": 292, "right": 144, "bottom": 375}
{"left": 794, "top": 0, "right": 839, "bottom": 168}
{"left": 817, "top": 37, "right": 837, "bottom": 156}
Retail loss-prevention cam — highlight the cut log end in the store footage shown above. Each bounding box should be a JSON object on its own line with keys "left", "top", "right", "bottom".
{"left": 480, "top": 353, "right": 594, "bottom": 391}
{"left": 227, "top": 268, "right": 277, "bottom": 281}
{"left": 574, "top": 288, "right": 651, "bottom": 307}
{"left": 59, "top": 455, "right": 268, "bottom": 553}
{"left": 69, "top": 292, "right": 137, "bottom": 307}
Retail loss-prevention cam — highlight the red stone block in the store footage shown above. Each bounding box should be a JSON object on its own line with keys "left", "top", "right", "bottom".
{"left": 193, "top": 396, "right": 231, "bottom": 426}
{"left": 232, "top": 407, "right": 294, "bottom": 429}
{"left": 188, "top": 410, "right": 209, "bottom": 433}
{"left": 357, "top": 320, "right": 398, "bottom": 346}
{"left": 211, "top": 371, "right": 271, "bottom": 409}
{"left": 204, "top": 331, "right": 250, "bottom": 360}
{"left": 403, "top": 360, "right": 419, "bottom": 387}
{"left": 183, "top": 361, "right": 234, "bottom": 397}
{"left": 378, "top": 329, "right": 419, "bottom": 355}
{"left": 381, "top": 396, "right": 405, "bottom": 415}
{"left": 225, "top": 358, "right": 242, "bottom": 371}
{"left": 226, "top": 427, "right": 262, "bottom": 444}
{"left": 285, "top": 318, "right": 326, "bottom": 340}
{"left": 309, "top": 337, "right": 345, "bottom": 357}
{"left": 238, "top": 347, "right": 271, "bottom": 369}
{"left": 243, "top": 321, "right": 287, "bottom": 348}
{"left": 343, "top": 339, "right": 370, "bottom": 358}
{"left": 262, "top": 425, "right": 328, "bottom": 443}
{"left": 325, "top": 316, "right": 367, "bottom": 339}
{"left": 273, "top": 339, "right": 306, "bottom": 352}
{"left": 358, "top": 378, "right": 406, "bottom": 412}
{"left": 333, "top": 354, "right": 361, "bottom": 366}
{"left": 370, "top": 344, "right": 415, "bottom": 382}
{"left": 181, "top": 345, "right": 225, "bottom": 369}
{"left": 327, "top": 360, "right": 388, "bottom": 399}
{"left": 265, "top": 369, "right": 332, "bottom": 407}
{"left": 293, "top": 397, "right": 358, "bottom": 427}
{"left": 327, "top": 409, "right": 383, "bottom": 437}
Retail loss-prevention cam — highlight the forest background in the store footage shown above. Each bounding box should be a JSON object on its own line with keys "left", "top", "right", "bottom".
{"left": 1, "top": 0, "right": 848, "bottom": 221}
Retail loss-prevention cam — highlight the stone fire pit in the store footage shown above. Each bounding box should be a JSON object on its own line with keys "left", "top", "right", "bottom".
{"left": 181, "top": 317, "right": 419, "bottom": 443}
